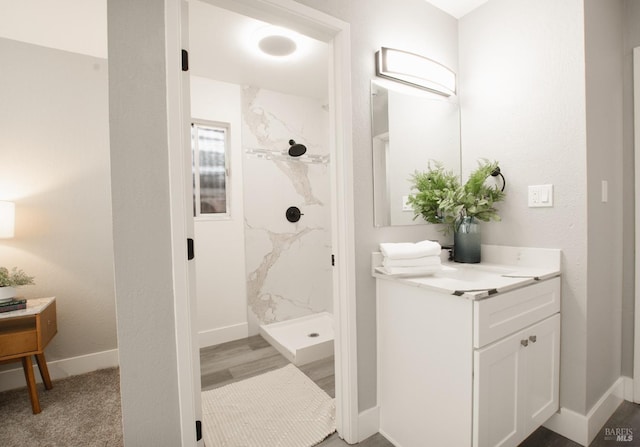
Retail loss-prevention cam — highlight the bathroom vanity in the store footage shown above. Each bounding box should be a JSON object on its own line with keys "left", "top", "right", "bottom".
{"left": 373, "top": 245, "right": 561, "bottom": 447}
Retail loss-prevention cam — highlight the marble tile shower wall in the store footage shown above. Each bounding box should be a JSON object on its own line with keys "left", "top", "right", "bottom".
{"left": 241, "top": 86, "right": 332, "bottom": 333}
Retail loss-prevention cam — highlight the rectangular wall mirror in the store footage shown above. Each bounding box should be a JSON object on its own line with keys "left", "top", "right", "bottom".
{"left": 371, "top": 80, "right": 461, "bottom": 227}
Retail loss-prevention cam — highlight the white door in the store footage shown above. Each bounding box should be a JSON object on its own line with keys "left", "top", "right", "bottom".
{"left": 181, "top": 1, "right": 204, "bottom": 444}
{"left": 166, "top": 0, "right": 203, "bottom": 444}
{"left": 521, "top": 314, "right": 560, "bottom": 438}
{"left": 473, "top": 329, "right": 523, "bottom": 447}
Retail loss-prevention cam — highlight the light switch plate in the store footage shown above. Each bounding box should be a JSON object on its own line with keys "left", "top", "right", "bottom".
{"left": 528, "top": 184, "right": 554, "bottom": 207}
{"left": 402, "top": 195, "right": 412, "bottom": 212}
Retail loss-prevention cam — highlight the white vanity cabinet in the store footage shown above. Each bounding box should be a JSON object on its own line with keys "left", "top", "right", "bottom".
{"left": 375, "top": 273, "right": 560, "bottom": 447}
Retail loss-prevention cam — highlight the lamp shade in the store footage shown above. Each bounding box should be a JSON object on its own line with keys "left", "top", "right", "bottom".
{"left": 375, "top": 47, "right": 456, "bottom": 96}
{"left": 0, "top": 201, "right": 15, "bottom": 238}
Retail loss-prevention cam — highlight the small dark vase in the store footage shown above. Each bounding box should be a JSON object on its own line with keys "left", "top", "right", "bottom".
{"left": 453, "top": 216, "right": 481, "bottom": 263}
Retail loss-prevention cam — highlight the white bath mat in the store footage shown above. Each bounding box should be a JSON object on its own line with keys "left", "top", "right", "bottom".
{"left": 201, "top": 364, "right": 336, "bottom": 447}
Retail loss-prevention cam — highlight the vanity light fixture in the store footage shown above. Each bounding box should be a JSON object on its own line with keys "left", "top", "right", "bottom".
{"left": 0, "top": 201, "right": 15, "bottom": 238}
{"left": 375, "top": 47, "right": 456, "bottom": 96}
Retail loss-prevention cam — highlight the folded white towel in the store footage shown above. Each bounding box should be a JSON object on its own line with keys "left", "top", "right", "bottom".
{"left": 379, "top": 264, "right": 442, "bottom": 277}
{"left": 383, "top": 256, "right": 442, "bottom": 268}
{"left": 379, "top": 240, "right": 442, "bottom": 260}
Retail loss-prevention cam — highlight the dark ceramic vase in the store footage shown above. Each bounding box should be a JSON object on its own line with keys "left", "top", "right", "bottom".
{"left": 453, "top": 216, "right": 481, "bottom": 263}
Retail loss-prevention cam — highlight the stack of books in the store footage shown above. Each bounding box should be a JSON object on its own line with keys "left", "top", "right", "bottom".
{"left": 0, "top": 298, "right": 27, "bottom": 313}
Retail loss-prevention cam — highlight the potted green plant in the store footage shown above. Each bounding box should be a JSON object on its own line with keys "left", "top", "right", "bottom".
{"left": 407, "top": 159, "right": 505, "bottom": 263}
{"left": 0, "top": 267, "right": 35, "bottom": 302}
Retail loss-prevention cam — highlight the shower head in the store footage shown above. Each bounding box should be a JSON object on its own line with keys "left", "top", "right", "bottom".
{"left": 288, "top": 139, "right": 307, "bottom": 157}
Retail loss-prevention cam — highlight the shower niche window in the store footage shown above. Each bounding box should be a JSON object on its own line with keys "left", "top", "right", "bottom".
{"left": 191, "top": 120, "right": 230, "bottom": 218}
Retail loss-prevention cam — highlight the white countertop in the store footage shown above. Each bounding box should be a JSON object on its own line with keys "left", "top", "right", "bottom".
{"left": 0, "top": 297, "right": 55, "bottom": 319}
{"left": 372, "top": 245, "right": 561, "bottom": 300}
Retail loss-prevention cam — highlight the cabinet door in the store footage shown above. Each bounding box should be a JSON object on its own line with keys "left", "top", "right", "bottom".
{"left": 474, "top": 314, "right": 560, "bottom": 447}
{"left": 473, "top": 329, "right": 524, "bottom": 447}
{"left": 521, "top": 314, "right": 560, "bottom": 438}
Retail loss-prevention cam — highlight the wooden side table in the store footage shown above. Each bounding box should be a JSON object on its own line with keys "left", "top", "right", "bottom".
{"left": 0, "top": 297, "right": 57, "bottom": 414}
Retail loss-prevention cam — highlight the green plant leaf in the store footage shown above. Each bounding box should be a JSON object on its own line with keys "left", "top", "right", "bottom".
{"left": 0, "top": 267, "right": 35, "bottom": 287}
{"left": 408, "top": 159, "right": 505, "bottom": 233}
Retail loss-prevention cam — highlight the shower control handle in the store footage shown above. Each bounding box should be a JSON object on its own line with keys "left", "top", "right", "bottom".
{"left": 286, "top": 206, "right": 304, "bottom": 223}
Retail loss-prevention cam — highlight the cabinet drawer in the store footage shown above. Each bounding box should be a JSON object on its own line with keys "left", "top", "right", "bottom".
{"left": 474, "top": 277, "right": 560, "bottom": 348}
{"left": 0, "top": 328, "right": 38, "bottom": 357}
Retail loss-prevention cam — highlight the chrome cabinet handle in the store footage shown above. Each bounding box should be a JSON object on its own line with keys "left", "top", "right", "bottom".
{"left": 529, "top": 335, "right": 537, "bottom": 343}
{"left": 521, "top": 339, "right": 529, "bottom": 347}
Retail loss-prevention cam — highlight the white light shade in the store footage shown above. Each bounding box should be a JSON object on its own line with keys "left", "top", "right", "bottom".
{"left": 252, "top": 25, "right": 303, "bottom": 59}
{"left": 0, "top": 201, "right": 15, "bottom": 238}
{"left": 376, "top": 47, "right": 456, "bottom": 96}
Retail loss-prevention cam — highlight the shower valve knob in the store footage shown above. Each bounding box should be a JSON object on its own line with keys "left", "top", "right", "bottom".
{"left": 286, "top": 206, "right": 303, "bottom": 223}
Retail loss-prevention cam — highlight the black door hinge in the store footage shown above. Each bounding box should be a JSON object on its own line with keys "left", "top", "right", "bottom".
{"left": 187, "top": 238, "right": 195, "bottom": 260}
{"left": 182, "top": 49, "right": 189, "bottom": 71}
{"left": 196, "top": 420, "right": 202, "bottom": 441}
{"left": 331, "top": 254, "right": 335, "bottom": 266}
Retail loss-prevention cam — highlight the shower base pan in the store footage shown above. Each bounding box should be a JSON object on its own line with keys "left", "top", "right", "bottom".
{"left": 259, "top": 312, "right": 334, "bottom": 366}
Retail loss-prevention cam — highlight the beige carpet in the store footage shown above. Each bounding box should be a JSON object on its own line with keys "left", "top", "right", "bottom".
{"left": 0, "top": 367, "right": 123, "bottom": 447}
{"left": 201, "top": 364, "right": 336, "bottom": 447}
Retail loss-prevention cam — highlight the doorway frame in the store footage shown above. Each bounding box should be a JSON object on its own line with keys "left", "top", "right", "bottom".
{"left": 633, "top": 46, "right": 640, "bottom": 403}
{"left": 177, "top": 0, "right": 359, "bottom": 442}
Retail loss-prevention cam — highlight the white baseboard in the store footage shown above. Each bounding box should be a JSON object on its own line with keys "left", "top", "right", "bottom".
{"left": 544, "top": 376, "right": 625, "bottom": 446}
{"left": 198, "top": 322, "right": 248, "bottom": 348}
{"left": 378, "top": 429, "right": 404, "bottom": 447}
{"left": 623, "top": 375, "right": 634, "bottom": 402}
{"left": 0, "top": 349, "right": 119, "bottom": 393}
{"left": 358, "top": 406, "right": 380, "bottom": 442}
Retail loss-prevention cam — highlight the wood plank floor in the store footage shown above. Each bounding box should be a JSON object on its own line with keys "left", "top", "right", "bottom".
{"left": 199, "top": 334, "right": 387, "bottom": 446}
{"left": 200, "top": 335, "right": 640, "bottom": 446}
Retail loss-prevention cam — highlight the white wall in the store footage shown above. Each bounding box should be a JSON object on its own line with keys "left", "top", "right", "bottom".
{"left": 294, "top": 0, "right": 459, "bottom": 411}
{"left": 190, "top": 76, "right": 249, "bottom": 347}
{"left": 0, "top": 37, "right": 116, "bottom": 369}
{"left": 584, "top": 0, "right": 624, "bottom": 411}
{"left": 108, "top": 1, "right": 183, "bottom": 444}
{"left": 0, "top": 0, "right": 107, "bottom": 58}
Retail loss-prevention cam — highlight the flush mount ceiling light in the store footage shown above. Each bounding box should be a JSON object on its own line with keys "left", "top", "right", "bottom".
{"left": 259, "top": 34, "right": 297, "bottom": 57}
{"left": 253, "top": 26, "right": 300, "bottom": 58}
{"left": 375, "top": 47, "right": 456, "bottom": 96}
